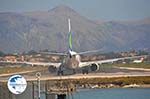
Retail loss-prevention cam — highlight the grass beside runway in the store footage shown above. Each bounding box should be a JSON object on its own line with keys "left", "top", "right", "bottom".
{"left": 113, "top": 62, "right": 150, "bottom": 69}
{"left": 0, "top": 66, "right": 48, "bottom": 74}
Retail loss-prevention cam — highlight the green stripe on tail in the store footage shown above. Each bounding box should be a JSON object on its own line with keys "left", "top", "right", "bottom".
{"left": 69, "top": 32, "right": 72, "bottom": 50}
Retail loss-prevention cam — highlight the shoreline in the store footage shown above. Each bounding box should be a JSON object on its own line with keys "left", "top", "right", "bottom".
{"left": 46, "top": 76, "right": 150, "bottom": 89}
{"left": 77, "top": 84, "right": 150, "bottom": 89}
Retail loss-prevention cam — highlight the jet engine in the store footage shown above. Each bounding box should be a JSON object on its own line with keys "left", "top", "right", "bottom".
{"left": 90, "top": 63, "right": 100, "bottom": 71}
{"left": 48, "top": 65, "right": 57, "bottom": 73}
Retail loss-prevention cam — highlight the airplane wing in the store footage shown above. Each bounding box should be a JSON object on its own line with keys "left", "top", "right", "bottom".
{"left": 78, "top": 49, "right": 103, "bottom": 55}
{"left": 40, "top": 52, "right": 67, "bottom": 56}
{"left": 79, "top": 55, "right": 148, "bottom": 67}
{"left": 0, "top": 61, "right": 61, "bottom": 68}
{"left": 25, "top": 62, "right": 61, "bottom": 67}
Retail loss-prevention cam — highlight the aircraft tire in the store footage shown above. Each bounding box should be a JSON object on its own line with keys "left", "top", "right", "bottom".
{"left": 82, "top": 69, "right": 88, "bottom": 74}
{"left": 57, "top": 70, "right": 64, "bottom": 76}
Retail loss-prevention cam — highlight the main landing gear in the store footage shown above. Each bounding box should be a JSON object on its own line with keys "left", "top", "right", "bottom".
{"left": 82, "top": 68, "right": 89, "bottom": 74}
{"left": 57, "top": 70, "right": 64, "bottom": 76}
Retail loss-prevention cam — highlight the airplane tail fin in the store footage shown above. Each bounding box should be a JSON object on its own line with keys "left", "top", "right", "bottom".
{"left": 68, "top": 18, "right": 73, "bottom": 51}
{"left": 141, "top": 57, "right": 144, "bottom": 62}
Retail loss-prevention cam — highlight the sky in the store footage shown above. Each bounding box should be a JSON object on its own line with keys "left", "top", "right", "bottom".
{"left": 0, "top": 0, "right": 150, "bottom": 21}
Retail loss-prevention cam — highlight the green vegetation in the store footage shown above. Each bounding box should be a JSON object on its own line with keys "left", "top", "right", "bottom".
{"left": 52, "top": 76, "right": 150, "bottom": 86}
{"left": 113, "top": 62, "right": 150, "bottom": 69}
{"left": 77, "top": 77, "right": 150, "bottom": 85}
{"left": 138, "top": 50, "right": 149, "bottom": 55}
{"left": 26, "top": 50, "right": 38, "bottom": 55}
{"left": 0, "top": 51, "right": 5, "bottom": 56}
{"left": 0, "top": 66, "right": 48, "bottom": 74}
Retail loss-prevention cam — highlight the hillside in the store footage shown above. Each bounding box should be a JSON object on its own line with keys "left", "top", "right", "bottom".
{"left": 0, "top": 5, "right": 150, "bottom": 53}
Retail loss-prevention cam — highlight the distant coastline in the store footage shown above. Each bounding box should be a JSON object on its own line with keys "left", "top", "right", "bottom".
{"left": 49, "top": 76, "right": 150, "bottom": 89}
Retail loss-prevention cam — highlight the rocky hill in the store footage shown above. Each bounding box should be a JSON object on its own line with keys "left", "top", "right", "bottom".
{"left": 0, "top": 5, "right": 150, "bottom": 53}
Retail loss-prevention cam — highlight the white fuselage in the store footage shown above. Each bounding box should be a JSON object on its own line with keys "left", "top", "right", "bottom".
{"left": 133, "top": 58, "right": 144, "bottom": 63}
{"left": 61, "top": 50, "right": 81, "bottom": 69}
{"left": 133, "top": 60, "right": 142, "bottom": 63}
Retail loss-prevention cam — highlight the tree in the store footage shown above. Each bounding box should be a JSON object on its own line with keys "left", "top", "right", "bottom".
{"left": 0, "top": 51, "right": 5, "bottom": 56}
{"left": 138, "top": 50, "right": 148, "bottom": 55}
{"left": 27, "top": 50, "right": 38, "bottom": 55}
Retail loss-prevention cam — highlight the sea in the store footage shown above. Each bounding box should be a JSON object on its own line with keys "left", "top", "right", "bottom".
{"left": 41, "top": 88, "right": 150, "bottom": 99}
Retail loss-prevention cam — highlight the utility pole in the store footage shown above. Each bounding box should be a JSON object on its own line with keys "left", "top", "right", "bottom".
{"left": 36, "top": 72, "right": 41, "bottom": 99}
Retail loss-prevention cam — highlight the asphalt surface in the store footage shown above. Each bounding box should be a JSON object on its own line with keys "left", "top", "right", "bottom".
{"left": 0, "top": 66, "right": 150, "bottom": 82}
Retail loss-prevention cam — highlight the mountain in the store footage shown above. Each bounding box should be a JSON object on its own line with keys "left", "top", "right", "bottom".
{"left": 0, "top": 5, "right": 150, "bottom": 53}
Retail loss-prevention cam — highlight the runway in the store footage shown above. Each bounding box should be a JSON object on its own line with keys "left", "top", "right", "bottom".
{"left": 1, "top": 70, "right": 150, "bottom": 82}
{"left": 26, "top": 72, "right": 150, "bottom": 81}
{"left": 1, "top": 65, "right": 150, "bottom": 82}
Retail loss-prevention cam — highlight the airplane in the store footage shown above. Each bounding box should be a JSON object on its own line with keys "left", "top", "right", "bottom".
{"left": 0, "top": 18, "right": 148, "bottom": 75}
{"left": 133, "top": 57, "right": 144, "bottom": 63}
